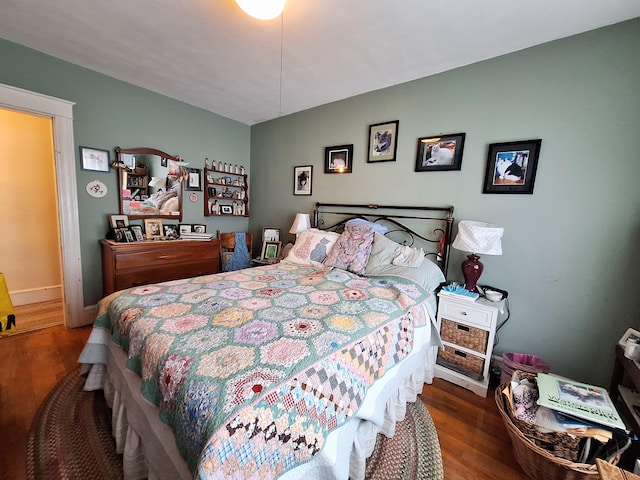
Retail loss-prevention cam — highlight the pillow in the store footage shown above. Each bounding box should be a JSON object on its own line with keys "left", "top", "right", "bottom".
{"left": 323, "top": 223, "right": 376, "bottom": 275}
{"left": 364, "top": 258, "right": 446, "bottom": 292}
{"left": 392, "top": 245, "right": 425, "bottom": 268}
{"left": 284, "top": 228, "right": 340, "bottom": 267}
{"left": 345, "top": 218, "right": 388, "bottom": 235}
{"left": 364, "top": 232, "right": 401, "bottom": 271}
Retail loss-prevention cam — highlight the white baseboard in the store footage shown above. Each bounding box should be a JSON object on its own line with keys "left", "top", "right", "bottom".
{"left": 10, "top": 285, "right": 62, "bottom": 306}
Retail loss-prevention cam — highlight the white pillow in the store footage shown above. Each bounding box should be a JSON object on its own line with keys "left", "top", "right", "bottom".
{"left": 284, "top": 228, "right": 340, "bottom": 268}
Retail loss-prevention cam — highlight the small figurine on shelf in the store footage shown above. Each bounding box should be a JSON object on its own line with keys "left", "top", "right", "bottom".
{"left": 224, "top": 162, "right": 229, "bottom": 172}
{"left": 240, "top": 165, "right": 245, "bottom": 175}
{"left": 211, "top": 200, "right": 220, "bottom": 215}
{"left": 217, "top": 160, "right": 223, "bottom": 171}
{"left": 205, "top": 157, "right": 211, "bottom": 169}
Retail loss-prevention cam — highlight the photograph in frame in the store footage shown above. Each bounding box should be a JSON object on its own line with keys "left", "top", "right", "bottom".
{"left": 179, "top": 224, "right": 192, "bottom": 234}
{"left": 325, "top": 145, "right": 353, "bottom": 173}
{"left": 131, "top": 225, "right": 145, "bottom": 242}
{"left": 294, "top": 165, "right": 312, "bottom": 195}
{"left": 193, "top": 224, "right": 206, "bottom": 233}
{"left": 220, "top": 205, "right": 233, "bottom": 215}
{"left": 109, "top": 214, "right": 129, "bottom": 229}
{"left": 144, "top": 218, "right": 164, "bottom": 239}
{"left": 263, "top": 228, "right": 280, "bottom": 242}
{"left": 483, "top": 139, "right": 542, "bottom": 194}
{"left": 367, "top": 120, "right": 399, "bottom": 163}
{"left": 415, "top": 133, "right": 466, "bottom": 172}
{"left": 185, "top": 168, "right": 202, "bottom": 191}
{"left": 261, "top": 241, "right": 281, "bottom": 260}
{"left": 80, "top": 146, "right": 110, "bottom": 173}
{"left": 163, "top": 224, "right": 179, "bottom": 238}
{"left": 618, "top": 328, "right": 640, "bottom": 348}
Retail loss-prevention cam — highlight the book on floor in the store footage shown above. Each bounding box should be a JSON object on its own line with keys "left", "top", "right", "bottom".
{"left": 536, "top": 373, "right": 628, "bottom": 432}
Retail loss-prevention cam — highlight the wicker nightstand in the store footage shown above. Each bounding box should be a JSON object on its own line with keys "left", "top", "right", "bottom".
{"left": 434, "top": 292, "right": 501, "bottom": 397}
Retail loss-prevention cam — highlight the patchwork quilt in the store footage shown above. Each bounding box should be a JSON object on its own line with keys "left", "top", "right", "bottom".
{"left": 94, "top": 263, "right": 430, "bottom": 479}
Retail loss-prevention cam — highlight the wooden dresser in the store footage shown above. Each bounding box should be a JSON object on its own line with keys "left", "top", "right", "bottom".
{"left": 100, "top": 239, "right": 221, "bottom": 296}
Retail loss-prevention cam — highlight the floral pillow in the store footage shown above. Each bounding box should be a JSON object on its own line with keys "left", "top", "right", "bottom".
{"left": 284, "top": 228, "right": 340, "bottom": 268}
{"left": 323, "top": 223, "right": 376, "bottom": 275}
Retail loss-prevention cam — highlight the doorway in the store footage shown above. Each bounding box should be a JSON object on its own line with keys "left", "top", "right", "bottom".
{"left": 0, "top": 82, "right": 84, "bottom": 328}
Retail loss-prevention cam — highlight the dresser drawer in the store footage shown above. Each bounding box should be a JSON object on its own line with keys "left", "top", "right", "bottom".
{"left": 114, "top": 243, "right": 218, "bottom": 270}
{"left": 440, "top": 318, "right": 488, "bottom": 354}
{"left": 439, "top": 301, "right": 491, "bottom": 328}
{"left": 115, "top": 261, "right": 218, "bottom": 291}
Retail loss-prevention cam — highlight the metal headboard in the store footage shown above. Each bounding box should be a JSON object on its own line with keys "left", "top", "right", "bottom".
{"left": 313, "top": 202, "right": 455, "bottom": 278}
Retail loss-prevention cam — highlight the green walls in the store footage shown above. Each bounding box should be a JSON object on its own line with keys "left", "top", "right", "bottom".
{"left": 1, "top": 19, "right": 638, "bottom": 385}
{"left": 249, "top": 19, "right": 640, "bottom": 386}
{"left": 0, "top": 39, "right": 250, "bottom": 306}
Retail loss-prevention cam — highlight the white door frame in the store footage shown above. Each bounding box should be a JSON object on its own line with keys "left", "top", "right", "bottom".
{"left": 0, "top": 82, "right": 84, "bottom": 328}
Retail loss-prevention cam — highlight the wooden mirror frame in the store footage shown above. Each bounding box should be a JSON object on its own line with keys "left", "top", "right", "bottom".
{"left": 115, "top": 147, "right": 183, "bottom": 221}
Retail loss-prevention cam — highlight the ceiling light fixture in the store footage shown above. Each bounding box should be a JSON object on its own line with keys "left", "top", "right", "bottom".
{"left": 235, "top": 0, "right": 285, "bottom": 20}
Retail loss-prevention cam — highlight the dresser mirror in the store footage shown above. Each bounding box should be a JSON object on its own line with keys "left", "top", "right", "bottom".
{"left": 115, "top": 147, "right": 183, "bottom": 221}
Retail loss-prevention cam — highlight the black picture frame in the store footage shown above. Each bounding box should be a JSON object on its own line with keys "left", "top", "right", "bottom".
{"left": 414, "top": 133, "right": 466, "bottom": 172}
{"left": 220, "top": 205, "right": 233, "bottom": 215}
{"left": 324, "top": 144, "right": 353, "bottom": 173}
{"left": 367, "top": 120, "right": 399, "bottom": 163}
{"left": 131, "top": 225, "right": 145, "bottom": 242}
{"left": 163, "top": 224, "right": 179, "bottom": 238}
{"left": 79, "top": 146, "right": 110, "bottom": 172}
{"left": 293, "top": 165, "right": 312, "bottom": 195}
{"left": 184, "top": 168, "right": 202, "bottom": 191}
{"left": 483, "top": 139, "right": 542, "bottom": 194}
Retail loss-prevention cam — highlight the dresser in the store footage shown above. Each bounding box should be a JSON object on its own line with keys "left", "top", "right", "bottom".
{"left": 100, "top": 239, "right": 221, "bottom": 296}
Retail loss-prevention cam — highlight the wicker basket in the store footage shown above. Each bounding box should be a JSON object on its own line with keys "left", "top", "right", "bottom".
{"left": 495, "top": 383, "right": 613, "bottom": 480}
{"left": 502, "top": 371, "right": 581, "bottom": 461}
{"left": 437, "top": 344, "right": 484, "bottom": 376}
{"left": 440, "top": 318, "right": 488, "bottom": 353}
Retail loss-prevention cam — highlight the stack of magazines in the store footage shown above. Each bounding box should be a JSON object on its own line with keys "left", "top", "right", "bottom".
{"left": 510, "top": 372, "right": 633, "bottom": 464}
{"left": 179, "top": 232, "right": 215, "bottom": 240}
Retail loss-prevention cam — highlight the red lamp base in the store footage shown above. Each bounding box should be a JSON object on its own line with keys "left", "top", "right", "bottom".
{"left": 461, "top": 254, "right": 484, "bottom": 292}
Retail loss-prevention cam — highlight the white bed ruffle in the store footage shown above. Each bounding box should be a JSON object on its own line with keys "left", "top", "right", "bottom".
{"left": 79, "top": 301, "right": 441, "bottom": 480}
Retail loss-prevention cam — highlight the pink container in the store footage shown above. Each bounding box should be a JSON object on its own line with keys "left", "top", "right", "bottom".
{"left": 500, "top": 352, "right": 550, "bottom": 385}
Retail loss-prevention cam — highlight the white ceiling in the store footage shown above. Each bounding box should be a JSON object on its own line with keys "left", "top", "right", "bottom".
{"left": 1, "top": 0, "right": 638, "bottom": 125}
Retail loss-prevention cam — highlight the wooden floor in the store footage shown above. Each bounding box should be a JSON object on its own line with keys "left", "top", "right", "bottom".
{"left": 0, "top": 322, "right": 529, "bottom": 480}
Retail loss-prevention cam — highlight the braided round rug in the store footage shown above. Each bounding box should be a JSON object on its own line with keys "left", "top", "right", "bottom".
{"left": 28, "top": 369, "right": 443, "bottom": 480}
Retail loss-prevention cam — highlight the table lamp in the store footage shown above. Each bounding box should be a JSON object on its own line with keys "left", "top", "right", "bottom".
{"left": 452, "top": 220, "right": 503, "bottom": 292}
{"left": 289, "top": 213, "right": 311, "bottom": 238}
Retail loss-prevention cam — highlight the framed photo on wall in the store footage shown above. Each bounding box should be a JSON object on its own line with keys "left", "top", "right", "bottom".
{"left": 367, "top": 120, "right": 399, "bottom": 163}
{"left": 184, "top": 168, "right": 202, "bottom": 191}
{"left": 293, "top": 165, "right": 312, "bottom": 195}
{"left": 414, "top": 133, "right": 466, "bottom": 172}
{"left": 80, "top": 146, "right": 110, "bottom": 172}
{"left": 483, "top": 139, "right": 542, "bottom": 194}
{"left": 325, "top": 144, "right": 353, "bottom": 173}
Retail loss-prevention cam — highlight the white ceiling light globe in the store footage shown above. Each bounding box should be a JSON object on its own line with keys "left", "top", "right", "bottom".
{"left": 235, "top": 0, "right": 285, "bottom": 20}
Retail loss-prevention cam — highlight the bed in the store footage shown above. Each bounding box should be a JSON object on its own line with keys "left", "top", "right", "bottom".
{"left": 79, "top": 202, "right": 454, "bottom": 480}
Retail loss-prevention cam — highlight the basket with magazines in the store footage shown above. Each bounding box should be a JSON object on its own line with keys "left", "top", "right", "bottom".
{"left": 495, "top": 370, "right": 628, "bottom": 480}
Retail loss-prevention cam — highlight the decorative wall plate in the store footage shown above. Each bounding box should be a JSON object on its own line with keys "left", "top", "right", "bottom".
{"left": 189, "top": 192, "right": 198, "bottom": 202}
{"left": 86, "top": 179, "right": 107, "bottom": 198}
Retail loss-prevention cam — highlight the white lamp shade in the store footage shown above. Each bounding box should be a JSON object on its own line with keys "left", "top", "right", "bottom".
{"left": 289, "top": 213, "right": 310, "bottom": 234}
{"left": 235, "top": 0, "right": 285, "bottom": 20}
{"left": 452, "top": 220, "right": 503, "bottom": 255}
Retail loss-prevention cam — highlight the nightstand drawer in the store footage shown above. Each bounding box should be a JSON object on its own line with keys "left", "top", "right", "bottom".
{"left": 439, "top": 301, "right": 491, "bottom": 328}
{"left": 437, "top": 345, "right": 485, "bottom": 379}
{"left": 440, "top": 319, "right": 488, "bottom": 354}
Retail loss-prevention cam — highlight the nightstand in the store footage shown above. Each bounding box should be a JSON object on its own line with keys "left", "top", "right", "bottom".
{"left": 251, "top": 257, "right": 280, "bottom": 267}
{"left": 434, "top": 292, "right": 501, "bottom": 397}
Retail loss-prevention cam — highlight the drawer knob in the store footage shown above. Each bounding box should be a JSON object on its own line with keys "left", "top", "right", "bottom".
{"left": 461, "top": 311, "right": 467, "bottom": 316}
{"left": 457, "top": 325, "right": 470, "bottom": 332}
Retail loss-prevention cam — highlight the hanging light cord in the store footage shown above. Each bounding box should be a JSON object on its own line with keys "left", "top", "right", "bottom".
{"left": 279, "top": 12, "right": 284, "bottom": 117}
